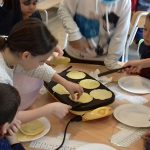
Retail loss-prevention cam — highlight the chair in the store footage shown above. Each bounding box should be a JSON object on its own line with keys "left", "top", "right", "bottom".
{"left": 122, "top": 11, "right": 149, "bottom": 62}
{"left": 37, "top": 0, "right": 62, "bottom": 25}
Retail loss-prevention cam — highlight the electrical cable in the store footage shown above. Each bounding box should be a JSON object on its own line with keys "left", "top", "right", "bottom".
{"left": 55, "top": 116, "right": 82, "bottom": 150}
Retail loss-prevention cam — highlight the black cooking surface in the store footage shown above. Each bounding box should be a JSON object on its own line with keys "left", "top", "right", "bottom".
{"left": 44, "top": 66, "right": 115, "bottom": 111}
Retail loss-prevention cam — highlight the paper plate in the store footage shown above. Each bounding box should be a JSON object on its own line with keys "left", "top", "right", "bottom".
{"left": 17, "top": 117, "right": 51, "bottom": 142}
{"left": 76, "top": 143, "right": 116, "bottom": 150}
{"left": 118, "top": 76, "right": 150, "bottom": 94}
{"left": 113, "top": 104, "right": 150, "bottom": 127}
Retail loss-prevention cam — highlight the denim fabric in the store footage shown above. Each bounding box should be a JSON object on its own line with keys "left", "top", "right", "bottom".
{"left": 74, "top": 13, "right": 99, "bottom": 39}
{"left": 0, "top": 138, "right": 11, "bottom": 150}
{"left": 0, "top": 138, "right": 25, "bottom": 150}
{"left": 137, "top": 0, "right": 150, "bottom": 11}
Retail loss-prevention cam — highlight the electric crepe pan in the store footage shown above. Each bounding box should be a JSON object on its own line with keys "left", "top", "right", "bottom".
{"left": 44, "top": 66, "right": 115, "bottom": 111}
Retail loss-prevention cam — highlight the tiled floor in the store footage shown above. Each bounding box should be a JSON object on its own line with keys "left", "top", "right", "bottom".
{"left": 45, "top": 8, "right": 139, "bottom": 61}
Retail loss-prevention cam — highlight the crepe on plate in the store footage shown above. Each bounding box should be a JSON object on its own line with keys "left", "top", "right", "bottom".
{"left": 19, "top": 120, "right": 45, "bottom": 136}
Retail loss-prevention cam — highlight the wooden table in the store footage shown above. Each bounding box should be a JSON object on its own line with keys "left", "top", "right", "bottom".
{"left": 23, "top": 63, "right": 150, "bottom": 150}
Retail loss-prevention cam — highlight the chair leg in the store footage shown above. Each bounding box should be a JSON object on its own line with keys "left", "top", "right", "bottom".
{"left": 44, "top": 10, "right": 49, "bottom": 25}
{"left": 63, "top": 34, "right": 68, "bottom": 49}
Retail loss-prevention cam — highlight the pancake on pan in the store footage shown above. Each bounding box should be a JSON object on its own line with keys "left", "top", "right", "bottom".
{"left": 79, "top": 79, "right": 100, "bottom": 89}
{"left": 52, "top": 84, "right": 69, "bottom": 95}
{"left": 66, "top": 71, "right": 86, "bottom": 79}
{"left": 69, "top": 92, "right": 93, "bottom": 103}
{"left": 90, "top": 89, "right": 112, "bottom": 100}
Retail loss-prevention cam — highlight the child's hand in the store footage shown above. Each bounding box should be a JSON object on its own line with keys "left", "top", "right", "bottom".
{"left": 6, "top": 118, "right": 21, "bottom": 136}
{"left": 53, "top": 46, "right": 64, "bottom": 57}
{"left": 50, "top": 102, "right": 71, "bottom": 119}
{"left": 63, "top": 81, "right": 83, "bottom": 99}
{"left": 123, "top": 60, "right": 142, "bottom": 74}
{"left": 69, "top": 38, "right": 90, "bottom": 52}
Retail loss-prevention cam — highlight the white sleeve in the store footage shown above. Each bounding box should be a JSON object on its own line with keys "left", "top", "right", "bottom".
{"left": 104, "top": 0, "right": 131, "bottom": 69}
{"left": 15, "top": 63, "right": 56, "bottom": 82}
{"left": 58, "top": 0, "right": 82, "bottom": 41}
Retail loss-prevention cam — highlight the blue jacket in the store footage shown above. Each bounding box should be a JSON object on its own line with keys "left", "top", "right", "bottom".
{"left": 0, "top": 138, "right": 25, "bottom": 150}
{"left": 137, "top": 0, "right": 150, "bottom": 11}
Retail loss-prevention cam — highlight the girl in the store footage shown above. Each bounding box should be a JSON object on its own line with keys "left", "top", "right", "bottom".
{"left": 0, "top": 0, "right": 41, "bottom": 35}
{"left": 0, "top": 18, "right": 83, "bottom": 123}
{"left": 58, "top": 0, "right": 131, "bottom": 69}
{"left": 0, "top": 0, "right": 63, "bottom": 110}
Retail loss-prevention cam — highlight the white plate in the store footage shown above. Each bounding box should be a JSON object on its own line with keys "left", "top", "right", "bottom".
{"left": 113, "top": 104, "right": 150, "bottom": 127}
{"left": 76, "top": 143, "right": 116, "bottom": 150}
{"left": 17, "top": 117, "right": 51, "bottom": 142}
{"left": 118, "top": 76, "right": 150, "bottom": 94}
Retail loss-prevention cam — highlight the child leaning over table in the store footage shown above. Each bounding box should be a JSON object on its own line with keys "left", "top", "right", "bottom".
{"left": 0, "top": 83, "right": 25, "bottom": 150}
{"left": 0, "top": 18, "right": 83, "bottom": 123}
{"left": 0, "top": 0, "right": 64, "bottom": 110}
{"left": 58, "top": 0, "right": 131, "bottom": 69}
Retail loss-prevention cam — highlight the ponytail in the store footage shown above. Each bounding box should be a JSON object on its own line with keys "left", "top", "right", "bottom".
{"left": 0, "top": 37, "right": 7, "bottom": 50}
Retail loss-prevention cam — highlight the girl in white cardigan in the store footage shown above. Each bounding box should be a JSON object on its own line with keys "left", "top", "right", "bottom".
{"left": 0, "top": 18, "right": 83, "bottom": 123}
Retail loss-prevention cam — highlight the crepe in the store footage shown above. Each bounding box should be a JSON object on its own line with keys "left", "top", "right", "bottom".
{"left": 69, "top": 92, "right": 93, "bottom": 103}
{"left": 90, "top": 89, "right": 112, "bottom": 100}
{"left": 79, "top": 79, "right": 100, "bottom": 89}
{"left": 20, "top": 120, "right": 44, "bottom": 136}
{"left": 52, "top": 84, "right": 69, "bottom": 95}
{"left": 66, "top": 71, "right": 86, "bottom": 79}
{"left": 50, "top": 56, "right": 70, "bottom": 66}
{"left": 17, "top": 130, "right": 39, "bottom": 141}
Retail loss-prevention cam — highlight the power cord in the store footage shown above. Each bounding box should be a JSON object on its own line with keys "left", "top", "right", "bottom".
{"left": 55, "top": 116, "right": 82, "bottom": 150}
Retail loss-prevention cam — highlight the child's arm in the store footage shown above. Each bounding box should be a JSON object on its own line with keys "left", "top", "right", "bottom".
{"left": 104, "top": 0, "right": 131, "bottom": 69}
{"left": 58, "top": 0, "right": 82, "bottom": 42}
{"left": 15, "top": 63, "right": 83, "bottom": 98}
{"left": 123, "top": 58, "right": 150, "bottom": 74}
{"left": 58, "top": 0, "right": 90, "bottom": 51}
{"left": 52, "top": 73, "right": 83, "bottom": 99}
{"left": 16, "top": 102, "right": 71, "bottom": 123}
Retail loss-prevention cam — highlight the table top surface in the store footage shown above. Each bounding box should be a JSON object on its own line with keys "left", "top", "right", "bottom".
{"left": 37, "top": 0, "right": 62, "bottom": 10}
{"left": 23, "top": 63, "right": 150, "bottom": 150}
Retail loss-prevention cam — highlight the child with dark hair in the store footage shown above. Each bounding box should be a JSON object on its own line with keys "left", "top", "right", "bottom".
{"left": 0, "top": 18, "right": 83, "bottom": 123}
{"left": 0, "top": 83, "right": 25, "bottom": 150}
{"left": 0, "top": 0, "right": 41, "bottom": 35}
{"left": 0, "top": 0, "right": 64, "bottom": 110}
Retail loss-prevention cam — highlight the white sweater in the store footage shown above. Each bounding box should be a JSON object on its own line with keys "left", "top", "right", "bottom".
{"left": 0, "top": 53, "right": 56, "bottom": 109}
{"left": 58, "top": 0, "right": 131, "bottom": 69}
